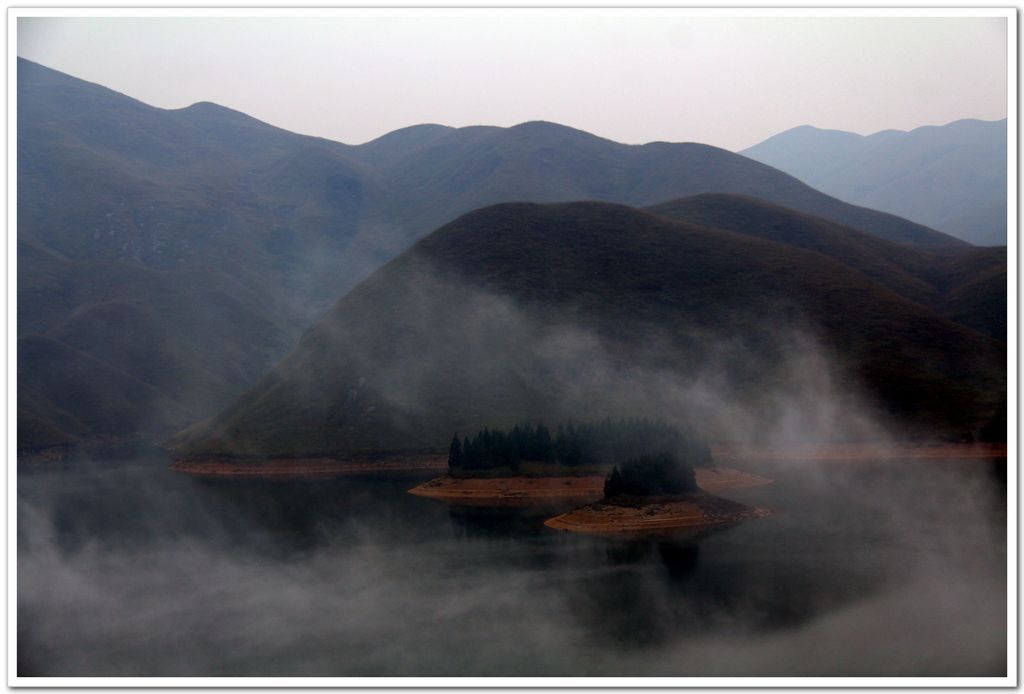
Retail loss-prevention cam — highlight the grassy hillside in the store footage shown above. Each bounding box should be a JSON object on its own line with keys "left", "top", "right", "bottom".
{"left": 18, "top": 58, "right": 381, "bottom": 452}
{"left": 17, "top": 57, "right": 979, "bottom": 454}
{"left": 175, "top": 202, "right": 1004, "bottom": 460}
{"left": 647, "top": 194, "right": 1007, "bottom": 340}
{"left": 17, "top": 239, "right": 304, "bottom": 453}
{"left": 647, "top": 194, "right": 939, "bottom": 306}
{"left": 931, "top": 246, "right": 1008, "bottom": 341}
{"left": 18, "top": 335, "right": 189, "bottom": 451}
{"left": 352, "top": 119, "right": 966, "bottom": 250}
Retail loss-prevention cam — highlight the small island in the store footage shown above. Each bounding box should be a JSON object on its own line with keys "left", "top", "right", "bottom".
{"left": 408, "top": 419, "right": 771, "bottom": 503}
{"left": 545, "top": 452, "right": 770, "bottom": 534}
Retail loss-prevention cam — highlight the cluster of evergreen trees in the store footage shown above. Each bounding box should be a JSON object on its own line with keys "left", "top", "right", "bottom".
{"left": 602, "top": 453, "right": 698, "bottom": 498}
{"left": 447, "top": 418, "right": 710, "bottom": 472}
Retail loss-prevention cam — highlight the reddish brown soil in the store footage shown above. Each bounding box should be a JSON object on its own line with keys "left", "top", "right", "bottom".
{"left": 693, "top": 467, "right": 774, "bottom": 491}
{"left": 409, "top": 474, "right": 603, "bottom": 502}
{"left": 171, "top": 453, "right": 448, "bottom": 478}
{"left": 712, "top": 442, "right": 1006, "bottom": 463}
{"left": 544, "top": 493, "right": 772, "bottom": 535}
{"left": 407, "top": 466, "right": 772, "bottom": 502}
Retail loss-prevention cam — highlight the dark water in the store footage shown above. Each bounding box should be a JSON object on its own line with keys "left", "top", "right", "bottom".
{"left": 17, "top": 457, "right": 1006, "bottom": 677}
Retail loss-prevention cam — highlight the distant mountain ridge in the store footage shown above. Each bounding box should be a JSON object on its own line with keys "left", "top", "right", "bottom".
{"left": 17, "top": 58, "right": 992, "bottom": 455}
{"left": 348, "top": 118, "right": 965, "bottom": 250}
{"left": 742, "top": 119, "right": 1007, "bottom": 245}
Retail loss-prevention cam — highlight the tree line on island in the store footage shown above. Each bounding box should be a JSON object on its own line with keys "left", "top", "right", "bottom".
{"left": 602, "top": 453, "right": 698, "bottom": 498}
{"left": 447, "top": 419, "right": 709, "bottom": 496}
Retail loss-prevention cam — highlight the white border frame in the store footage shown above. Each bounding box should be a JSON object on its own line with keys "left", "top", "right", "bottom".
{"left": 6, "top": 6, "right": 1017, "bottom": 688}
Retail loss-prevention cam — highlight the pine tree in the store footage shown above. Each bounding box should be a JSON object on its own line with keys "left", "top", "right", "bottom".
{"left": 604, "top": 466, "right": 623, "bottom": 497}
{"left": 536, "top": 423, "right": 552, "bottom": 461}
{"left": 463, "top": 435, "right": 476, "bottom": 470}
{"left": 448, "top": 435, "right": 463, "bottom": 470}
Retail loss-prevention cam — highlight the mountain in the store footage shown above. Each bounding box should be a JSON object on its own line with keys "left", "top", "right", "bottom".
{"left": 173, "top": 202, "right": 1005, "bottom": 461}
{"left": 16, "top": 57, "right": 976, "bottom": 456}
{"left": 347, "top": 119, "right": 966, "bottom": 251}
{"left": 742, "top": 119, "right": 1007, "bottom": 245}
{"left": 646, "top": 194, "right": 1006, "bottom": 340}
{"left": 17, "top": 59, "right": 378, "bottom": 453}
{"left": 931, "top": 246, "right": 1008, "bottom": 341}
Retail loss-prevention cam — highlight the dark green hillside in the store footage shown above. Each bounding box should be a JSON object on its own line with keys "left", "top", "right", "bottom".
{"left": 647, "top": 193, "right": 939, "bottom": 305}
{"left": 18, "top": 336, "right": 189, "bottom": 451}
{"left": 16, "top": 58, "right": 978, "bottom": 456}
{"left": 648, "top": 194, "right": 1007, "bottom": 341}
{"left": 18, "top": 59, "right": 381, "bottom": 296}
{"left": 17, "top": 59, "right": 378, "bottom": 452}
{"left": 17, "top": 239, "right": 303, "bottom": 453}
{"left": 175, "top": 202, "right": 1004, "bottom": 460}
{"left": 932, "top": 246, "right": 1007, "bottom": 341}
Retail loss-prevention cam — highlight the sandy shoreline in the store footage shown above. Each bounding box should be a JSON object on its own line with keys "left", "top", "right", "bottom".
{"left": 544, "top": 493, "right": 772, "bottom": 535}
{"left": 171, "top": 454, "right": 448, "bottom": 477}
{"left": 407, "top": 466, "right": 773, "bottom": 502}
{"left": 712, "top": 442, "right": 1006, "bottom": 463}
{"left": 409, "top": 474, "right": 603, "bottom": 501}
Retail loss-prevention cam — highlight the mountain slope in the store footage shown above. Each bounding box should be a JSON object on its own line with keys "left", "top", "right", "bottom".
{"left": 646, "top": 194, "right": 939, "bottom": 306}
{"left": 18, "top": 335, "right": 189, "bottom": 451}
{"left": 646, "top": 194, "right": 1007, "bottom": 339}
{"left": 16, "top": 57, "right": 976, "bottom": 455}
{"left": 17, "top": 58, "right": 381, "bottom": 453}
{"left": 175, "top": 202, "right": 1004, "bottom": 460}
{"left": 931, "top": 246, "right": 1008, "bottom": 340}
{"left": 353, "top": 119, "right": 966, "bottom": 251}
{"left": 742, "top": 119, "right": 1007, "bottom": 245}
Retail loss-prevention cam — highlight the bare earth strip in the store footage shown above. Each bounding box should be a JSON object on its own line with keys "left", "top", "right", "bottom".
{"left": 713, "top": 442, "right": 1006, "bottom": 463}
{"left": 408, "top": 474, "right": 604, "bottom": 501}
{"left": 407, "top": 467, "right": 772, "bottom": 502}
{"left": 544, "top": 493, "right": 772, "bottom": 535}
{"left": 171, "top": 454, "right": 448, "bottom": 477}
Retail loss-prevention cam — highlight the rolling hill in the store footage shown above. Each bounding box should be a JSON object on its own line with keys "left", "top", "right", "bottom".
{"left": 742, "top": 119, "right": 1008, "bottom": 245}
{"left": 347, "top": 119, "right": 967, "bottom": 251}
{"left": 17, "top": 57, "right": 987, "bottom": 456}
{"left": 647, "top": 194, "right": 1007, "bottom": 340}
{"left": 174, "top": 202, "right": 1005, "bottom": 461}
{"left": 18, "top": 58, "right": 376, "bottom": 454}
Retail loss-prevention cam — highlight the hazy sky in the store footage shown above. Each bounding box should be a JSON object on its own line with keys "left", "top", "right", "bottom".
{"left": 16, "top": 13, "right": 1009, "bottom": 151}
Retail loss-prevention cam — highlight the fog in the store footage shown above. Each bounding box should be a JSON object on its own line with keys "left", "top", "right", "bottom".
{"left": 18, "top": 450, "right": 1005, "bottom": 677}
{"left": 19, "top": 240, "right": 1007, "bottom": 679}
{"left": 239, "top": 253, "right": 913, "bottom": 463}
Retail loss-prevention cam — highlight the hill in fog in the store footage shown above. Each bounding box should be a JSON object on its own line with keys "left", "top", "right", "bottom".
{"left": 647, "top": 194, "right": 1006, "bottom": 340}
{"left": 742, "top": 119, "right": 1007, "bottom": 246}
{"left": 17, "top": 57, "right": 991, "bottom": 455}
{"left": 174, "top": 202, "right": 1005, "bottom": 461}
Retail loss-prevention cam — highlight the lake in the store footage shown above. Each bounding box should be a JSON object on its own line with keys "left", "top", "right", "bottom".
{"left": 17, "top": 455, "right": 1006, "bottom": 678}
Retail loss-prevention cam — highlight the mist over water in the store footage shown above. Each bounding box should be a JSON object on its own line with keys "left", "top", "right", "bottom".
{"left": 18, "top": 455, "right": 1005, "bottom": 678}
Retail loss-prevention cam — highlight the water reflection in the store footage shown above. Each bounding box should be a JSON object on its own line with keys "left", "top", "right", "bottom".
{"left": 17, "top": 456, "right": 1007, "bottom": 677}
{"left": 447, "top": 502, "right": 568, "bottom": 539}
